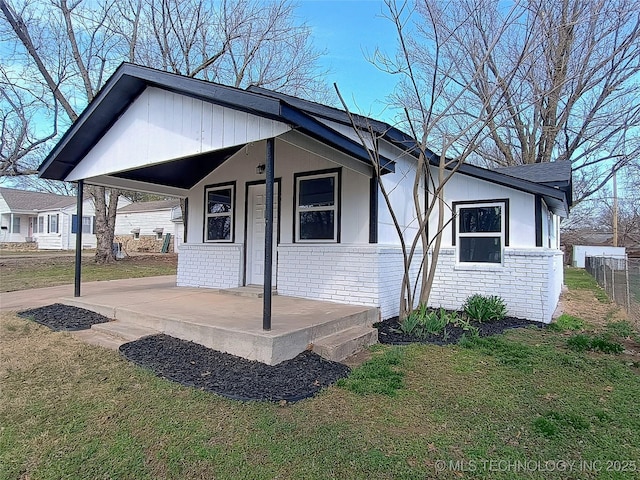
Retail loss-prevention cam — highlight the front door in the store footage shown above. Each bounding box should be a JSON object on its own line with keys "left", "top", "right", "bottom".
{"left": 246, "top": 183, "right": 278, "bottom": 286}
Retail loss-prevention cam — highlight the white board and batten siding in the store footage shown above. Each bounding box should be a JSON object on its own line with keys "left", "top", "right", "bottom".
{"left": 65, "top": 87, "right": 292, "bottom": 182}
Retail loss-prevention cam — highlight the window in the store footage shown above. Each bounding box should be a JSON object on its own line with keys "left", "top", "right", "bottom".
{"left": 72, "top": 215, "right": 94, "bottom": 234}
{"left": 38, "top": 217, "right": 44, "bottom": 233}
{"left": 205, "top": 184, "right": 234, "bottom": 242}
{"left": 48, "top": 214, "right": 59, "bottom": 234}
{"left": 12, "top": 216, "right": 20, "bottom": 233}
{"left": 455, "top": 201, "right": 506, "bottom": 264}
{"left": 295, "top": 171, "right": 340, "bottom": 242}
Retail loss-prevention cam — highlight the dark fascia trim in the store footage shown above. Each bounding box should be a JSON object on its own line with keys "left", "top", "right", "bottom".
{"left": 534, "top": 195, "right": 543, "bottom": 247}
{"left": 203, "top": 181, "right": 236, "bottom": 243}
{"left": 242, "top": 178, "right": 282, "bottom": 286}
{"left": 455, "top": 163, "right": 568, "bottom": 215}
{"left": 369, "top": 175, "right": 378, "bottom": 244}
{"left": 451, "top": 198, "right": 510, "bottom": 247}
{"left": 280, "top": 104, "right": 395, "bottom": 174}
{"left": 292, "top": 167, "right": 342, "bottom": 243}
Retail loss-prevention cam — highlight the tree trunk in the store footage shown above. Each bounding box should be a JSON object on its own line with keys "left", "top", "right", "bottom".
{"left": 90, "top": 185, "right": 119, "bottom": 263}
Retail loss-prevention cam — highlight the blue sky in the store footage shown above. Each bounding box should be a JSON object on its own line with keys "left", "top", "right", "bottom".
{"left": 296, "top": 0, "right": 401, "bottom": 122}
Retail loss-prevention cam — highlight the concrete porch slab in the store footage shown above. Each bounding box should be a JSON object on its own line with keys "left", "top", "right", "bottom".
{"left": 59, "top": 278, "right": 379, "bottom": 365}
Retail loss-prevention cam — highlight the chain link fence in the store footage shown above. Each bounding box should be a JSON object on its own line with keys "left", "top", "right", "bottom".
{"left": 585, "top": 256, "right": 640, "bottom": 324}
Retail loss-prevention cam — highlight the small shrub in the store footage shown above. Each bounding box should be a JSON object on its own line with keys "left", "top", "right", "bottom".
{"left": 567, "top": 334, "right": 591, "bottom": 352}
{"left": 567, "top": 333, "right": 624, "bottom": 354}
{"left": 463, "top": 294, "right": 507, "bottom": 322}
{"left": 549, "top": 314, "right": 584, "bottom": 332}
{"left": 589, "top": 335, "right": 624, "bottom": 354}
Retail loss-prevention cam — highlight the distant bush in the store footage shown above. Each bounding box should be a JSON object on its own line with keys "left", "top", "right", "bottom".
{"left": 549, "top": 314, "right": 584, "bottom": 332}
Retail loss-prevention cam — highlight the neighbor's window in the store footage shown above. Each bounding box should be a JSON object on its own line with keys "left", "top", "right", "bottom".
{"left": 457, "top": 203, "right": 504, "bottom": 263}
{"left": 82, "top": 216, "right": 93, "bottom": 234}
{"left": 205, "top": 184, "right": 234, "bottom": 242}
{"left": 48, "top": 214, "right": 59, "bottom": 234}
{"left": 296, "top": 171, "right": 339, "bottom": 242}
{"left": 72, "top": 215, "right": 94, "bottom": 234}
{"left": 12, "top": 216, "right": 20, "bottom": 233}
{"left": 38, "top": 217, "right": 44, "bottom": 233}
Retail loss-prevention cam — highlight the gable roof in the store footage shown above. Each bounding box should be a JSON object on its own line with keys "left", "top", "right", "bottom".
{"left": 0, "top": 187, "right": 75, "bottom": 212}
{"left": 38, "top": 63, "right": 570, "bottom": 216}
{"left": 38, "top": 63, "right": 396, "bottom": 187}
{"left": 117, "top": 199, "right": 180, "bottom": 213}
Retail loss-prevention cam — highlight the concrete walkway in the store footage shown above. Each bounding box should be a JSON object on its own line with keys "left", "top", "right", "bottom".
{"left": 0, "top": 276, "right": 177, "bottom": 312}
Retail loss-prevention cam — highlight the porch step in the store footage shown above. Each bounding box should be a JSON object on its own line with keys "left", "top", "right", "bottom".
{"left": 312, "top": 325, "right": 378, "bottom": 362}
{"left": 220, "top": 285, "right": 278, "bottom": 298}
{"left": 91, "top": 321, "right": 159, "bottom": 343}
{"left": 70, "top": 329, "right": 127, "bottom": 351}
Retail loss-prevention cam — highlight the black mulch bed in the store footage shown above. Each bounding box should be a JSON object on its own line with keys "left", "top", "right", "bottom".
{"left": 120, "top": 334, "right": 350, "bottom": 403}
{"left": 18, "top": 303, "right": 111, "bottom": 331}
{"left": 375, "top": 316, "right": 545, "bottom": 345}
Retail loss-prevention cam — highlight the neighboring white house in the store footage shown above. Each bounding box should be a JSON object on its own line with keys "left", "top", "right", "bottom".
{"left": 573, "top": 245, "right": 626, "bottom": 268}
{"left": 39, "top": 64, "right": 572, "bottom": 323}
{"left": 0, "top": 187, "right": 98, "bottom": 250}
{"left": 114, "top": 199, "right": 184, "bottom": 252}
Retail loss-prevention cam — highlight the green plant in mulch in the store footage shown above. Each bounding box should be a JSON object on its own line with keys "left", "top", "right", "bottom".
{"left": 462, "top": 294, "right": 507, "bottom": 322}
{"left": 548, "top": 314, "right": 585, "bottom": 332}
{"left": 337, "top": 347, "right": 405, "bottom": 396}
{"left": 396, "top": 305, "right": 458, "bottom": 339}
{"left": 567, "top": 333, "right": 624, "bottom": 354}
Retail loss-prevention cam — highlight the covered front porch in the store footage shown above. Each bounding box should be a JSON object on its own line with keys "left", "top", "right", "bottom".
{"left": 60, "top": 276, "right": 378, "bottom": 365}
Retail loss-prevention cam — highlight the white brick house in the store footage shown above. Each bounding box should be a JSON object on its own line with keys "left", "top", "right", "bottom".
{"left": 39, "top": 64, "right": 571, "bottom": 323}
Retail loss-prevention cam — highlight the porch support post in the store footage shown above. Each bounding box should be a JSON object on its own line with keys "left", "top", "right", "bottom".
{"left": 262, "top": 138, "right": 275, "bottom": 330}
{"left": 74, "top": 180, "right": 84, "bottom": 297}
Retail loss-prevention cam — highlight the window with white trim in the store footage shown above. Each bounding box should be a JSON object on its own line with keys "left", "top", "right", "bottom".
{"left": 48, "top": 214, "right": 59, "bottom": 234}
{"left": 296, "top": 172, "right": 339, "bottom": 242}
{"left": 205, "top": 184, "right": 234, "bottom": 242}
{"left": 72, "top": 215, "right": 94, "bottom": 234}
{"left": 38, "top": 217, "right": 44, "bottom": 233}
{"left": 12, "top": 216, "right": 20, "bottom": 233}
{"left": 456, "top": 202, "right": 505, "bottom": 263}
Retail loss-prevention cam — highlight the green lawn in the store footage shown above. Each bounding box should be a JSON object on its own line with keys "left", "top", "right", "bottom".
{"left": 0, "top": 254, "right": 177, "bottom": 292}
{"left": 1, "top": 305, "right": 639, "bottom": 478}
{"left": 564, "top": 267, "right": 610, "bottom": 303}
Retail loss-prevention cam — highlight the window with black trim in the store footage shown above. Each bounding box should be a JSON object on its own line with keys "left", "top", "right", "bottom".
{"left": 205, "top": 185, "right": 234, "bottom": 242}
{"left": 296, "top": 172, "right": 339, "bottom": 242}
{"left": 456, "top": 203, "right": 504, "bottom": 263}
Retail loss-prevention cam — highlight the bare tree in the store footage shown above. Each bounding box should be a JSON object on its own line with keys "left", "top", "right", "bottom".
{"left": 400, "top": 0, "right": 640, "bottom": 204}
{"left": 337, "top": 0, "right": 531, "bottom": 319}
{"left": 1, "top": 0, "right": 327, "bottom": 261}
